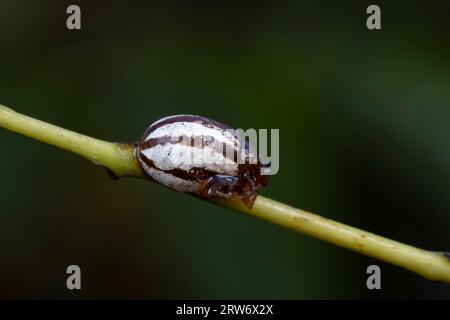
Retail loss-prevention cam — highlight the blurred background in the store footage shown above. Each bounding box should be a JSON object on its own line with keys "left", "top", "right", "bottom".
{"left": 0, "top": 0, "right": 450, "bottom": 299}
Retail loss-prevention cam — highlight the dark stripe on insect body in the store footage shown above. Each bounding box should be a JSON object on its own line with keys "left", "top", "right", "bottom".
{"left": 140, "top": 116, "right": 260, "bottom": 170}
{"left": 144, "top": 116, "right": 237, "bottom": 149}
{"left": 144, "top": 115, "right": 232, "bottom": 136}
{"left": 140, "top": 135, "right": 238, "bottom": 163}
{"left": 138, "top": 152, "right": 219, "bottom": 181}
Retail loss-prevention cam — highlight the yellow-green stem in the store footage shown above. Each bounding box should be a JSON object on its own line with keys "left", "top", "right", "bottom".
{"left": 1, "top": 104, "right": 449, "bottom": 283}
{"left": 0, "top": 104, "right": 143, "bottom": 178}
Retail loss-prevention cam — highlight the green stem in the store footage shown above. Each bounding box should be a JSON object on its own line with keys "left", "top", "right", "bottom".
{"left": 0, "top": 104, "right": 143, "bottom": 178}
{"left": 216, "top": 197, "right": 450, "bottom": 282}
{"left": 1, "top": 104, "right": 450, "bottom": 283}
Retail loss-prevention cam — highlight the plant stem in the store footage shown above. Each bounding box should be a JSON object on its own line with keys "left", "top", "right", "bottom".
{"left": 1, "top": 104, "right": 450, "bottom": 283}
{"left": 216, "top": 197, "right": 450, "bottom": 282}
{"left": 0, "top": 104, "right": 144, "bottom": 178}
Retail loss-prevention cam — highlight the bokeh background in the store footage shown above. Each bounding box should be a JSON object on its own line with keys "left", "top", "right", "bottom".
{"left": 0, "top": 0, "right": 449, "bottom": 299}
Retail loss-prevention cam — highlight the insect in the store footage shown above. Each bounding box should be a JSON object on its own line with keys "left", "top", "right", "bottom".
{"left": 136, "top": 115, "right": 269, "bottom": 208}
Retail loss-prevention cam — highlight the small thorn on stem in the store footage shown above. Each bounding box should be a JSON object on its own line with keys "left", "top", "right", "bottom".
{"left": 103, "top": 166, "right": 119, "bottom": 180}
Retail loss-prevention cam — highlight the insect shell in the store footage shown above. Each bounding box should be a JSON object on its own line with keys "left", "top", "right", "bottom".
{"left": 136, "top": 115, "right": 269, "bottom": 208}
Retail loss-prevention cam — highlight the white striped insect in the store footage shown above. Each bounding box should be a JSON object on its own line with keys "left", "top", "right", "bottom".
{"left": 136, "top": 115, "right": 269, "bottom": 208}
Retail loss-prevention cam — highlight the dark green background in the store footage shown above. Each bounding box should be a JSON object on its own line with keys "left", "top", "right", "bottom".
{"left": 0, "top": 0, "right": 449, "bottom": 298}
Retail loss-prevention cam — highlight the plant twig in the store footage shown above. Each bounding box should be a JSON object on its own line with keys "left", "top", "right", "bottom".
{"left": 1, "top": 104, "right": 450, "bottom": 283}
{"left": 0, "top": 104, "right": 143, "bottom": 178}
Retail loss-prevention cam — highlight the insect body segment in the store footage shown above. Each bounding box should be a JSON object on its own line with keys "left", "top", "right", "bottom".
{"left": 137, "top": 115, "right": 268, "bottom": 208}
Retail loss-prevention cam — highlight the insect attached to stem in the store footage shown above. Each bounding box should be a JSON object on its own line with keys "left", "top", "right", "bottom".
{"left": 136, "top": 115, "right": 269, "bottom": 208}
